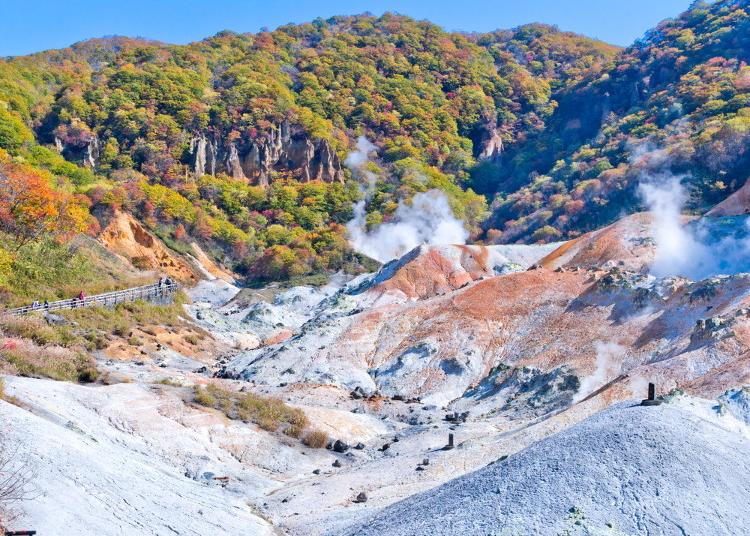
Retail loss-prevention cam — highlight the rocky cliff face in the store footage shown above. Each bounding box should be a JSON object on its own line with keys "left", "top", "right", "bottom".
{"left": 474, "top": 117, "right": 504, "bottom": 161}
{"left": 54, "top": 131, "right": 100, "bottom": 169}
{"left": 189, "top": 121, "right": 344, "bottom": 185}
{"left": 98, "top": 210, "right": 199, "bottom": 283}
{"left": 51, "top": 118, "right": 343, "bottom": 185}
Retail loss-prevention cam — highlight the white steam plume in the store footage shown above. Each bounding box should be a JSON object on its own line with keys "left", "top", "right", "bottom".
{"left": 573, "top": 341, "right": 626, "bottom": 403}
{"left": 345, "top": 136, "right": 378, "bottom": 195}
{"left": 347, "top": 191, "right": 469, "bottom": 263}
{"left": 344, "top": 136, "right": 469, "bottom": 263}
{"left": 639, "top": 175, "right": 711, "bottom": 278}
{"left": 345, "top": 136, "right": 377, "bottom": 169}
{"left": 639, "top": 175, "right": 750, "bottom": 279}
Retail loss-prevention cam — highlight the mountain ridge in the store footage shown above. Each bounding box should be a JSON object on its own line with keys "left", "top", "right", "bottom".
{"left": 0, "top": 2, "right": 747, "bottom": 292}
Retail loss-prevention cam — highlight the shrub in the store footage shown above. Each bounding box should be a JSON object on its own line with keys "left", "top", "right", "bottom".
{"left": 59, "top": 291, "right": 189, "bottom": 338}
{"left": 84, "top": 332, "right": 109, "bottom": 350}
{"left": 184, "top": 334, "right": 199, "bottom": 345}
{"left": 0, "top": 106, "right": 34, "bottom": 152}
{"left": 531, "top": 225, "right": 562, "bottom": 242}
{"left": 0, "top": 316, "right": 78, "bottom": 347}
{"left": 0, "top": 339, "right": 97, "bottom": 383}
{"left": 193, "top": 383, "right": 310, "bottom": 437}
{"left": 236, "top": 391, "right": 308, "bottom": 432}
{"left": 77, "top": 366, "right": 99, "bottom": 383}
{"left": 302, "top": 429, "right": 329, "bottom": 449}
{"left": 156, "top": 377, "right": 182, "bottom": 387}
{"left": 193, "top": 386, "right": 217, "bottom": 407}
{"left": 284, "top": 424, "right": 305, "bottom": 439}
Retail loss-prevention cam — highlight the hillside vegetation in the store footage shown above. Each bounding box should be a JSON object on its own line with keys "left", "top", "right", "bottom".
{"left": 0, "top": 2, "right": 747, "bottom": 289}
{"left": 485, "top": 0, "right": 750, "bottom": 241}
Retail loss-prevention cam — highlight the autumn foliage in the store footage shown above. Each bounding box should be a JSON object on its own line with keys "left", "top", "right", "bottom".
{"left": 0, "top": 3, "right": 746, "bottom": 284}
{"left": 0, "top": 161, "right": 90, "bottom": 248}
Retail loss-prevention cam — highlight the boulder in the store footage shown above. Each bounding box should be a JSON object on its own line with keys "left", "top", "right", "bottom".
{"left": 332, "top": 439, "right": 350, "bottom": 453}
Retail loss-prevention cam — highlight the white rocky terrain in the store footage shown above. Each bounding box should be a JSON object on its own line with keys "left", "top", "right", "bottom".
{"left": 2, "top": 211, "right": 750, "bottom": 535}
{"left": 0, "top": 377, "right": 275, "bottom": 535}
{"left": 341, "top": 397, "right": 750, "bottom": 536}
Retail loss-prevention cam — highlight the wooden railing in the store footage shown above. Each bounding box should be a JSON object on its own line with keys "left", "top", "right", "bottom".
{"left": 2, "top": 282, "right": 180, "bottom": 316}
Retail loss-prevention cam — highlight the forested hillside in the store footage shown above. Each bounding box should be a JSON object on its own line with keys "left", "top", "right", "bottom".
{"left": 0, "top": 1, "right": 747, "bottom": 291}
{"left": 484, "top": 0, "right": 750, "bottom": 242}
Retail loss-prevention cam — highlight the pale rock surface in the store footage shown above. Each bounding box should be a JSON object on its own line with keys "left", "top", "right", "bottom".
{"left": 340, "top": 398, "right": 750, "bottom": 536}
{"left": 0, "top": 377, "right": 276, "bottom": 535}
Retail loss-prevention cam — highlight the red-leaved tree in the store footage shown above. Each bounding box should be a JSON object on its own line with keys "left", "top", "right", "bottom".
{"left": 0, "top": 163, "right": 90, "bottom": 249}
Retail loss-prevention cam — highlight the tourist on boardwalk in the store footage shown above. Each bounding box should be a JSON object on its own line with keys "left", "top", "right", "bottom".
{"left": 77, "top": 290, "right": 85, "bottom": 307}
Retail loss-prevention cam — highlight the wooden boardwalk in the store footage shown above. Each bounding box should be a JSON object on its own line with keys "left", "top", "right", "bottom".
{"left": 3, "top": 282, "right": 180, "bottom": 316}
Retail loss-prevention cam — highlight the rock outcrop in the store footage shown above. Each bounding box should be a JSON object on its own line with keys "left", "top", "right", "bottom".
{"left": 537, "top": 212, "right": 657, "bottom": 272}
{"left": 98, "top": 210, "right": 199, "bottom": 282}
{"left": 474, "top": 116, "right": 504, "bottom": 161}
{"left": 51, "top": 117, "right": 343, "bottom": 184}
{"left": 189, "top": 135, "right": 218, "bottom": 178}
{"left": 189, "top": 120, "right": 344, "bottom": 185}
{"left": 707, "top": 178, "right": 750, "bottom": 216}
{"left": 54, "top": 131, "right": 100, "bottom": 169}
{"left": 358, "top": 243, "right": 560, "bottom": 301}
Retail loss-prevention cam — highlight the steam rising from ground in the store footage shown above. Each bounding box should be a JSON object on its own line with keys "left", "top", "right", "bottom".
{"left": 347, "top": 192, "right": 469, "bottom": 263}
{"left": 345, "top": 136, "right": 378, "bottom": 194}
{"left": 344, "top": 137, "right": 469, "bottom": 263}
{"left": 574, "top": 341, "right": 626, "bottom": 403}
{"left": 627, "top": 374, "right": 651, "bottom": 400}
{"left": 639, "top": 176, "right": 710, "bottom": 278}
{"left": 345, "top": 136, "right": 377, "bottom": 169}
{"left": 639, "top": 175, "right": 750, "bottom": 279}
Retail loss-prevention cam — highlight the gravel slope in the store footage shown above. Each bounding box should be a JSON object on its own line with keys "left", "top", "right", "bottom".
{"left": 338, "top": 399, "right": 750, "bottom": 536}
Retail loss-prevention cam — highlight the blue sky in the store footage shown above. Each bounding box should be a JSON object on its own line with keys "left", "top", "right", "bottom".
{"left": 1, "top": 0, "right": 695, "bottom": 57}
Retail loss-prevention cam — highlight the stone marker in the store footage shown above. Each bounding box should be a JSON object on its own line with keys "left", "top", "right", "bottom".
{"left": 641, "top": 382, "right": 663, "bottom": 406}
